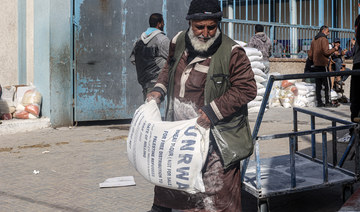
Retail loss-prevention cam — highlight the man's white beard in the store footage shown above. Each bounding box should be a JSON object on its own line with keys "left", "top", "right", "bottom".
{"left": 188, "top": 27, "right": 220, "bottom": 53}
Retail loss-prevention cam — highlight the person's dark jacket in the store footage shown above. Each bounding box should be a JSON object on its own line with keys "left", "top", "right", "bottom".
{"left": 130, "top": 29, "right": 170, "bottom": 87}
{"left": 308, "top": 32, "right": 336, "bottom": 67}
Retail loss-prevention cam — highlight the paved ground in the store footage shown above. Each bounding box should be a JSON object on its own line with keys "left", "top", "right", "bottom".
{"left": 0, "top": 103, "right": 358, "bottom": 211}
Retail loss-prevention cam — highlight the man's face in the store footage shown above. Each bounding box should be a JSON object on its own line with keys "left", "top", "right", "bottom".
{"left": 191, "top": 19, "right": 218, "bottom": 42}
{"left": 323, "top": 28, "right": 330, "bottom": 36}
{"left": 158, "top": 20, "right": 164, "bottom": 31}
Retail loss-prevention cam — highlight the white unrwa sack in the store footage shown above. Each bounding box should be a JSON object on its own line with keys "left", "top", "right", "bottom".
{"left": 235, "top": 40, "right": 247, "bottom": 47}
{"left": 248, "top": 55, "right": 264, "bottom": 62}
{"left": 252, "top": 68, "right": 268, "bottom": 78}
{"left": 243, "top": 47, "right": 262, "bottom": 57}
{"left": 251, "top": 61, "right": 266, "bottom": 70}
{"left": 127, "top": 100, "right": 210, "bottom": 194}
{"left": 254, "top": 75, "right": 266, "bottom": 83}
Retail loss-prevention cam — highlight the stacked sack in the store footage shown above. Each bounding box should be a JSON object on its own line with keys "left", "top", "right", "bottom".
{"left": 269, "top": 74, "right": 317, "bottom": 108}
{"left": 243, "top": 46, "right": 269, "bottom": 113}
{"left": 14, "top": 89, "right": 42, "bottom": 119}
{"left": 278, "top": 80, "right": 298, "bottom": 108}
{"left": 293, "top": 82, "right": 316, "bottom": 107}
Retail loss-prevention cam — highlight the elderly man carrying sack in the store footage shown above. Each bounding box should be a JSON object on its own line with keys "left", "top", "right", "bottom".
{"left": 146, "top": 0, "right": 257, "bottom": 211}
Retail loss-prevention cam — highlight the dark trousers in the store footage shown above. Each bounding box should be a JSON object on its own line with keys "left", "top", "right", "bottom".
{"left": 351, "top": 63, "right": 360, "bottom": 122}
{"left": 314, "top": 66, "right": 330, "bottom": 105}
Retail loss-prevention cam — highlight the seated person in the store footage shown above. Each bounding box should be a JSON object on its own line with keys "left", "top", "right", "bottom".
{"left": 331, "top": 38, "right": 349, "bottom": 83}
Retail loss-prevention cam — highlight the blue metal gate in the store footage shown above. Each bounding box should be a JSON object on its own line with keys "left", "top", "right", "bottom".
{"left": 73, "top": 0, "right": 190, "bottom": 122}
{"left": 74, "top": 0, "right": 135, "bottom": 121}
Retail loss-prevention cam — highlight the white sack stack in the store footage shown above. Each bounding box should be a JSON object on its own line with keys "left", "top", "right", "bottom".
{"left": 243, "top": 46, "right": 269, "bottom": 113}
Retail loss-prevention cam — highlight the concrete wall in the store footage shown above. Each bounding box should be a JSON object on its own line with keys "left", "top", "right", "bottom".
{"left": 34, "top": 0, "right": 50, "bottom": 118}
{"left": 48, "top": 0, "right": 72, "bottom": 126}
{"left": 34, "top": 0, "right": 72, "bottom": 125}
{"left": 26, "top": 0, "right": 34, "bottom": 84}
{"left": 0, "top": 0, "right": 18, "bottom": 86}
{"left": 0, "top": 0, "right": 34, "bottom": 87}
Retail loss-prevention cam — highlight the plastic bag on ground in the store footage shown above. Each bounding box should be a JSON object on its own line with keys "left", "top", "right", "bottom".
{"left": 127, "top": 100, "right": 210, "bottom": 194}
{"left": 13, "top": 110, "right": 37, "bottom": 119}
{"left": 21, "top": 89, "right": 42, "bottom": 106}
{"left": 1, "top": 86, "right": 15, "bottom": 107}
{"left": 14, "top": 85, "right": 35, "bottom": 107}
{"left": 25, "top": 104, "right": 41, "bottom": 117}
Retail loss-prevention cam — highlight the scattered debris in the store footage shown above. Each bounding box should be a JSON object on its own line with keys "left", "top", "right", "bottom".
{"left": 82, "top": 136, "right": 126, "bottom": 143}
{"left": 18, "top": 143, "right": 50, "bottom": 149}
{"left": 338, "top": 133, "right": 351, "bottom": 143}
{"left": 0, "top": 147, "right": 13, "bottom": 152}
{"left": 99, "top": 176, "right": 136, "bottom": 188}
{"left": 42, "top": 151, "right": 50, "bottom": 154}
{"left": 55, "top": 142, "right": 69, "bottom": 146}
{"left": 33, "top": 170, "right": 40, "bottom": 175}
{"left": 82, "top": 139, "right": 105, "bottom": 143}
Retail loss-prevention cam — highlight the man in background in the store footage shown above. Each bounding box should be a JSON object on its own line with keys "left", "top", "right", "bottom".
{"left": 308, "top": 25, "right": 338, "bottom": 107}
{"left": 273, "top": 39, "right": 285, "bottom": 58}
{"left": 249, "top": 24, "right": 272, "bottom": 73}
{"left": 130, "top": 13, "right": 170, "bottom": 100}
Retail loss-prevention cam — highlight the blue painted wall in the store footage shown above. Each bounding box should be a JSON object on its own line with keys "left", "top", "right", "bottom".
{"left": 34, "top": 0, "right": 72, "bottom": 126}
{"left": 34, "top": 0, "right": 51, "bottom": 118}
{"left": 49, "top": 0, "right": 73, "bottom": 126}
{"left": 33, "top": 0, "right": 193, "bottom": 126}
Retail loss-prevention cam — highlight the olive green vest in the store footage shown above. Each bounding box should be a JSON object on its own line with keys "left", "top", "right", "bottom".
{"left": 166, "top": 31, "right": 253, "bottom": 169}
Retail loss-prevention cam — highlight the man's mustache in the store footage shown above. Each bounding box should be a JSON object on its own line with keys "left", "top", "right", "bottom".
{"left": 197, "top": 35, "right": 211, "bottom": 41}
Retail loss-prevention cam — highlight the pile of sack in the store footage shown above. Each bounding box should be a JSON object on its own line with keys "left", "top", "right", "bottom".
{"left": 234, "top": 40, "right": 319, "bottom": 110}
{"left": 235, "top": 40, "right": 269, "bottom": 113}
{"left": 244, "top": 47, "right": 269, "bottom": 113}
{"left": 269, "top": 75, "right": 317, "bottom": 108}
{"left": 0, "top": 85, "right": 42, "bottom": 120}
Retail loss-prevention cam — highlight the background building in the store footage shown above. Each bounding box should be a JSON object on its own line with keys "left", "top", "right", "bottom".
{"left": 0, "top": 0, "right": 358, "bottom": 127}
{"left": 221, "top": 0, "right": 358, "bottom": 57}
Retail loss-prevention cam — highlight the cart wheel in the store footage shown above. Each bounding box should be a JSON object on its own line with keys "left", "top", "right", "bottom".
{"left": 258, "top": 200, "right": 269, "bottom": 212}
{"left": 342, "top": 185, "right": 354, "bottom": 202}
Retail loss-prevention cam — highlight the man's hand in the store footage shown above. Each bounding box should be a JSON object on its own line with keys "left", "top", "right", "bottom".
{"left": 197, "top": 109, "right": 211, "bottom": 129}
{"left": 146, "top": 91, "right": 161, "bottom": 104}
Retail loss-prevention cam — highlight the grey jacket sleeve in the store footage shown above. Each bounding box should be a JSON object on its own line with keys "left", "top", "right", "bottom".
{"left": 157, "top": 34, "right": 170, "bottom": 68}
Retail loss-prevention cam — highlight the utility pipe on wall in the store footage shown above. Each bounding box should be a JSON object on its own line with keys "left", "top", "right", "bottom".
{"left": 228, "top": 2, "right": 234, "bottom": 39}
{"left": 290, "top": 0, "right": 297, "bottom": 57}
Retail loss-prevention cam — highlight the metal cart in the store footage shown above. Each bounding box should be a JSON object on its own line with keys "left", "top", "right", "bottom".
{"left": 241, "top": 71, "right": 360, "bottom": 211}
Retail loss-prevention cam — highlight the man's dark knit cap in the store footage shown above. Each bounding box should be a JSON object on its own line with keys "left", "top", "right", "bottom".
{"left": 186, "top": 0, "right": 223, "bottom": 21}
